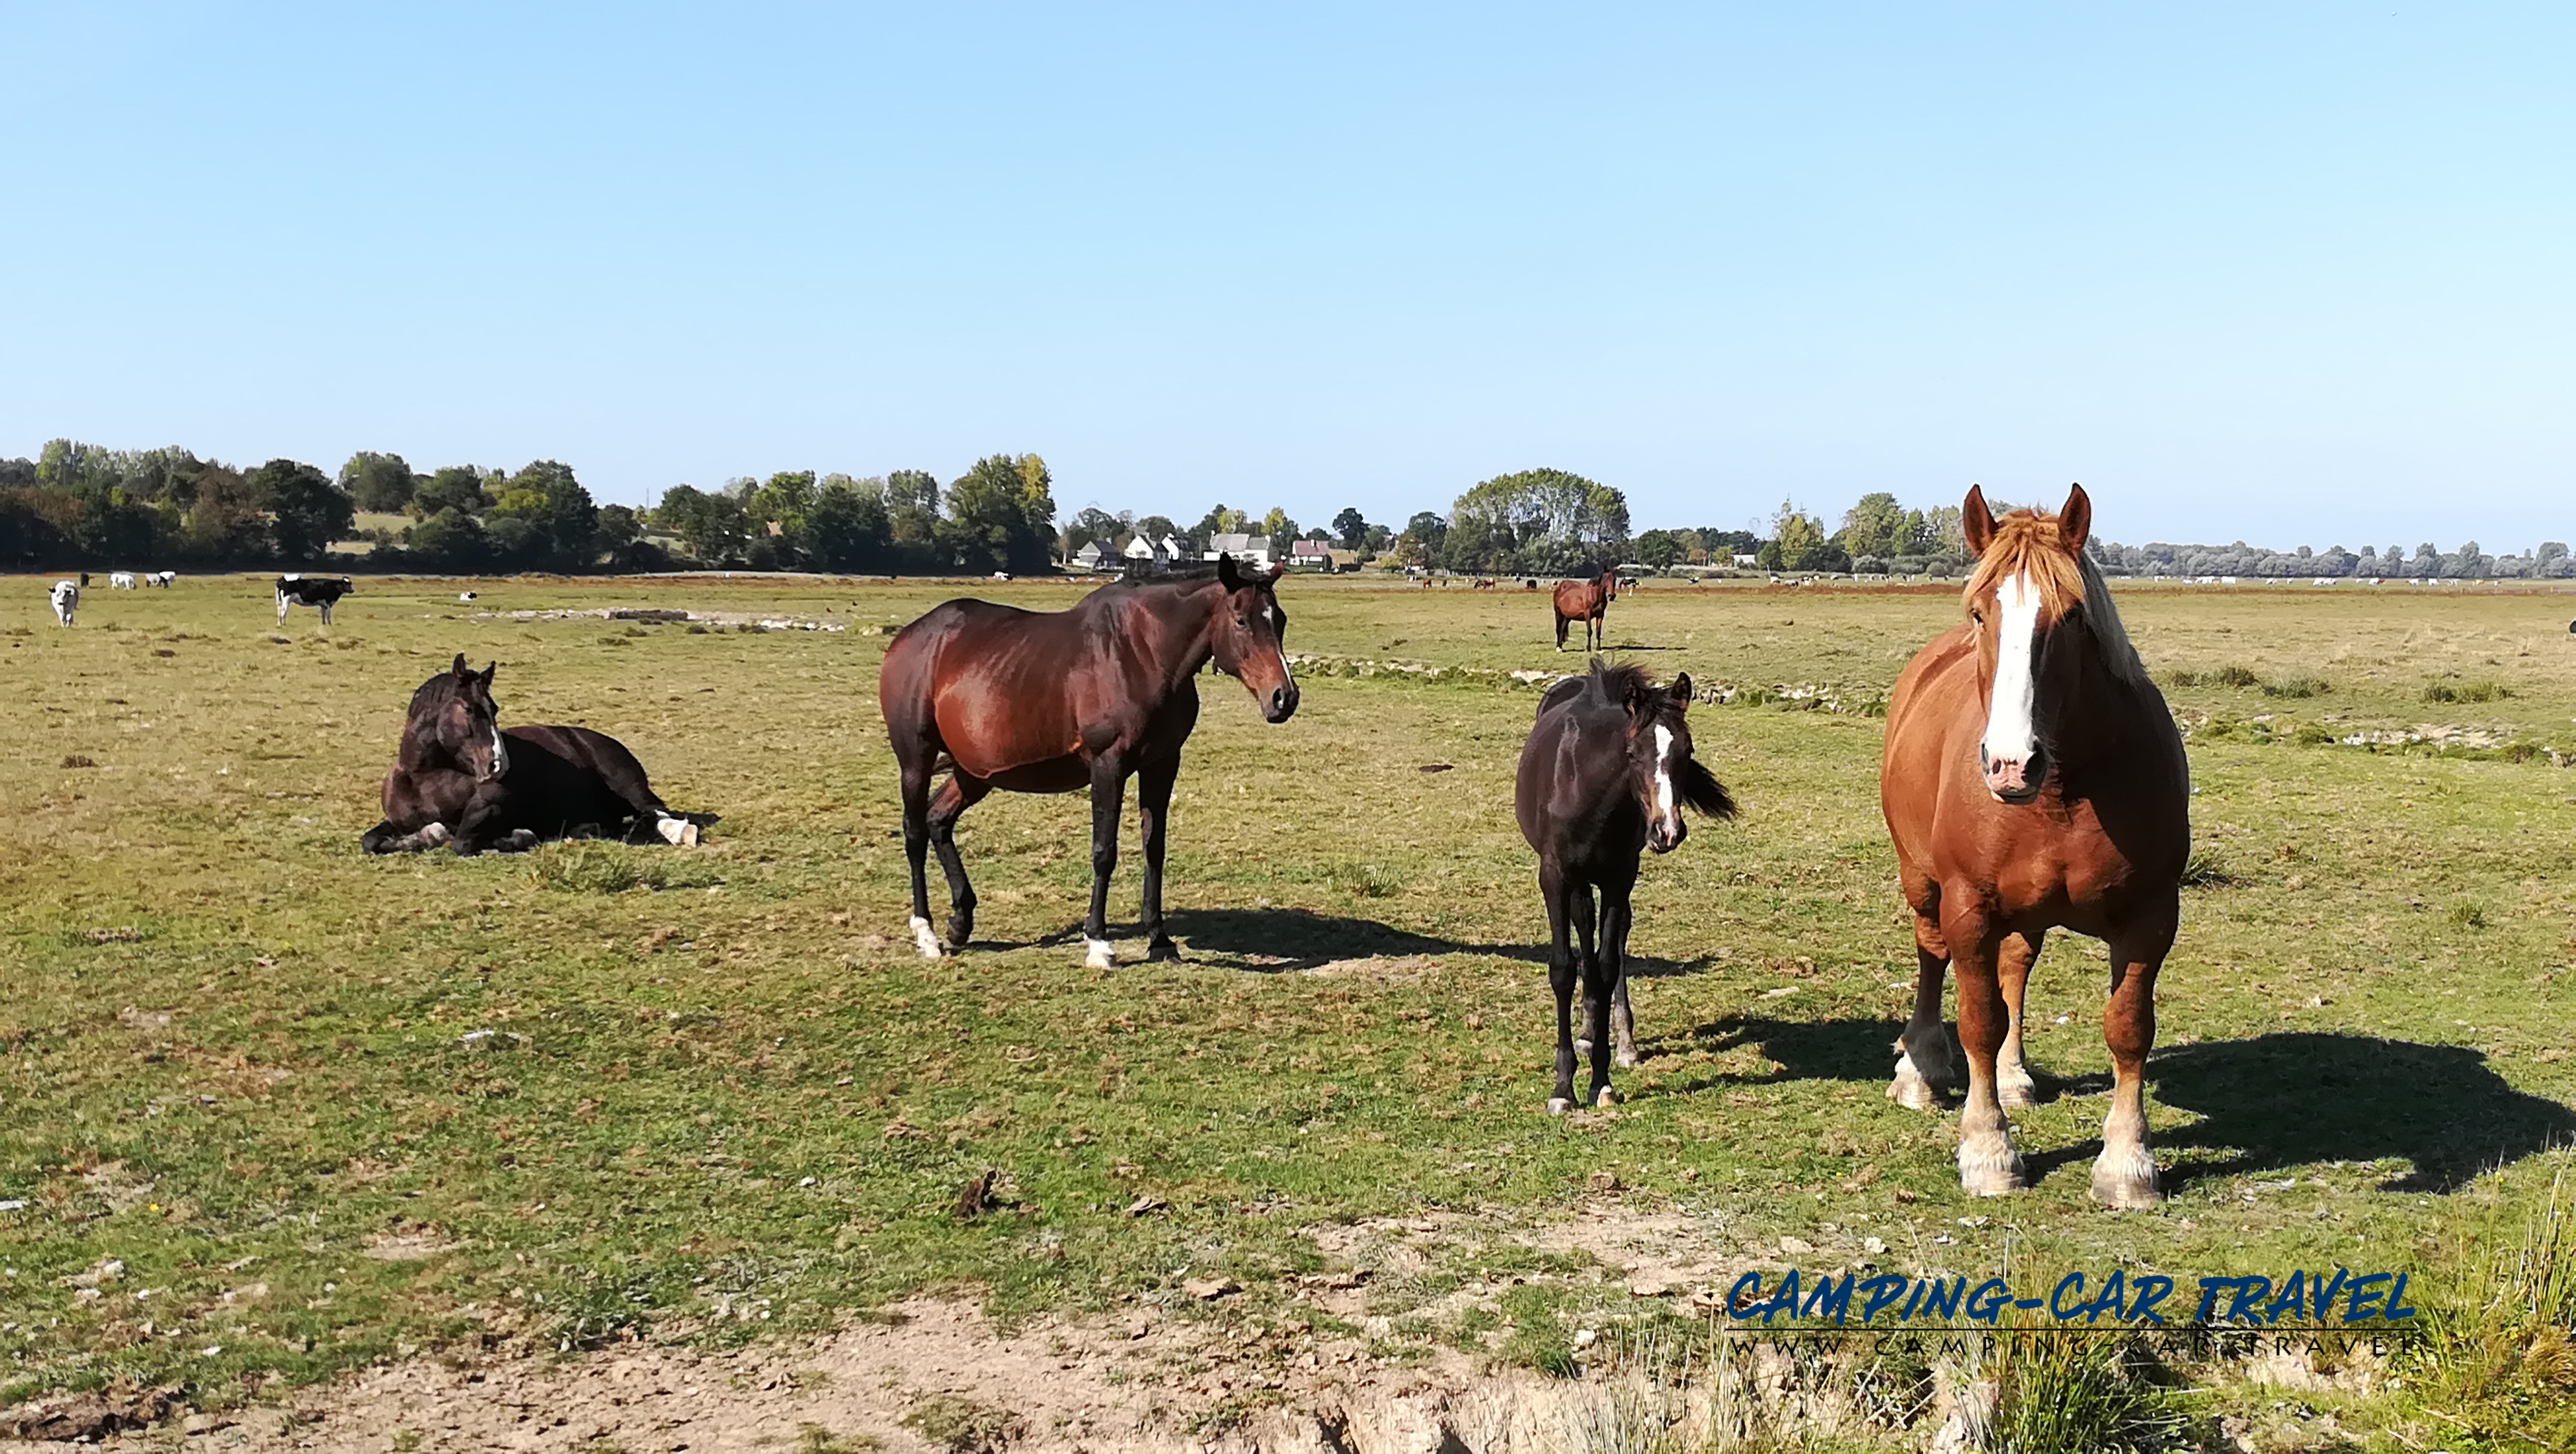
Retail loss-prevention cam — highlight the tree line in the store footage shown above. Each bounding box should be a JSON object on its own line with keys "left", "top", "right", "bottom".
{"left": 4, "top": 439, "right": 2558, "bottom": 580}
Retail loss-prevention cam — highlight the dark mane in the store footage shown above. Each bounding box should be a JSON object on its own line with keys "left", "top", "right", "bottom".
{"left": 405, "top": 672, "right": 469, "bottom": 719}
{"left": 1585, "top": 659, "right": 1689, "bottom": 731}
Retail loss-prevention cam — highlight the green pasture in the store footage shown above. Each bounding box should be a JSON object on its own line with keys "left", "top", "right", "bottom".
{"left": 2, "top": 572, "right": 2573, "bottom": 1444}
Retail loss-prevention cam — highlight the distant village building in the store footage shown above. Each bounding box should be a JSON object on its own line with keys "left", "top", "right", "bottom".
{"left": 1203, "top": 532, "right": 1273, "bottom": 568}
{"left": 1289, "top": 536, "right": 1335, "bottom": 569}
{"left": 1070, "top": 539, "right": 1110, "bottom": 570}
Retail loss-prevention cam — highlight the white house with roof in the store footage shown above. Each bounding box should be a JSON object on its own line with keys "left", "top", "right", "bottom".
{"left": 1202, "top": 532, "right": 1272, "bottom": 567}
{"left": 1069, "top": 539, "right": 1111, "bottom": 571}
{"left": 1289, "top": 535, "right": 1335, "bottom": 569}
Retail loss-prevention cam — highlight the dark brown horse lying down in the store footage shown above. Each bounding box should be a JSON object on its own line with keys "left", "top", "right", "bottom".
{"left": 1515, "top": 661, "right": 1735, "bottom": 1113}
{"left": 879, "top": 554, "right": 1298, "bottom": 967}
{"left": 360, "top": 656, "right": 702, "bottom": 856}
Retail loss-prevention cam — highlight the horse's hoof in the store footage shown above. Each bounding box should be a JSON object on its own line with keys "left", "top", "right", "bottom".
{"left": 1547, "top": 1096, "right": 1572, "bottom": 1116}
{"left": 419, "top": 822, "right": 451, "bottom": 847}
{"left": 1145, "top": 939, "right": 1182, "bottom": 963}
{"left": 1997, "top": 1075, "right": 2039, "bottom": 1110}
{"left": 945, "top": 916, "right": 972, "bottom": 950}
{"left": 1573, "top": 1037, "right": 1592, "bottom": 1057}
{"left": 1887, "top": 1070, "right": 1944, "bottom": 1112}
{"left": 1593, "top": 1086, "right": 1616, "bottom": 1108}
{"left": 1084, "top": 939, "right": 1116, "bottom": 970}
{"left": 2090, "top": 1148, "right": 2162, "bottom": 1209}
{"left": 908, "top": 917, "right": 944, "bottom": 960}
{"left": 1957, "top": 1138, "right": 2028, "bottom": 1197}
{"left": 1613, "top": 1047, "right": 1639, "bottom": 1069}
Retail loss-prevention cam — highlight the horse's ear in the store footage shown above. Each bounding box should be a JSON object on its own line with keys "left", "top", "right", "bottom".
{"left": 477, "top": 663, "right": 497, "bottom": 687}
{"left": 1264, "top": 561, "right": 1285, "bottom": 584}
{"left": 2057, "top": 483, "right": 2091, "bottom": 554}
{"left": 1963, "top": 484, "right": 1996, "bottom": 556}
{"left": 1669, "top": 672, "right": 1693, "bottom": 703}
{"left": 1217, "top": 553, "right": 1243, "bottom": 591}
{"left": 451, "top": 653, "right": 471, "bottom": 678}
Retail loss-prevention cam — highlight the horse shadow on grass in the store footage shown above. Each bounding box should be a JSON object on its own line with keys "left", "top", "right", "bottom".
{"left": 1658, "top": 1018, "right": 2575, "bottom": 1194}
{"left": 1146, "top": 907, "right": 1723, "bottom": 978}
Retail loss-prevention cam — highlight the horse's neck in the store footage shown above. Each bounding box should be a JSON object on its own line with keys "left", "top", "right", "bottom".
{"left": 2052, "top": 644, "right": 2158, "bottom": 767}
{"left": 395, "top": 720, "right": 459, "bottom": 774}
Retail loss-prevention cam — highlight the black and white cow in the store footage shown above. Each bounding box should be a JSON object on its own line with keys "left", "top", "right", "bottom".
{"left": 147, "top": 570, "right": 176, "bottom": 588}
{"left": 49, "top": 580, "right": 79, "bottom": 626}
{"left": 276, "top": 574, "right": 355, "bottom": 624}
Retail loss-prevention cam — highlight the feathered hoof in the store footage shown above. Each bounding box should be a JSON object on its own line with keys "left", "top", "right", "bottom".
{"left": 2090, "top": 1148, "right": 2163, "bottom": 1209}
{"left": 1997, "top": 1074, "right": 2039, "bottom": 1110}
{"left": 1957, "top": 1138, "right": 2027, "bottom": 1197}
{"left": 1084, "top": 939, "right": 1116, "bottom": 970}
{"left": 908, "top": 916, "right": 944, "bottom": 960}
{"left": 1888, "top": 1068, "right": 1947, "bottom": 1112}
{"left": 1547, "top": 1096, "right": 1573, "bottom": 1116}
{"left": 1613, "top": 1046, "right": 1639, "bottom": 1069}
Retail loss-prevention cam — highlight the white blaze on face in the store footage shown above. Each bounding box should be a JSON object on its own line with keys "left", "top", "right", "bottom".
{"left": 488, "top": 722, "right": 510, "bottom": 779}
{"left": 1263, "top": 603, "right": 1292, "bottom": 686}
{"left": 1983, "top": 572, "right": 2042, "bottom": 769}
{"left": 1651, "top": 723, "right": 1680, "bottom": 837}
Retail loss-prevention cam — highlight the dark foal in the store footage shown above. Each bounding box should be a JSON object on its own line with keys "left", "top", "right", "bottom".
{"left": 361, "top": 656, "right": 700, "bottom": 856}
{"left": 878, "top": 554, "right": 1298, "bottom": 967}
{"left": 1515, "top": 661, "right": 1736, "bottom": 1112}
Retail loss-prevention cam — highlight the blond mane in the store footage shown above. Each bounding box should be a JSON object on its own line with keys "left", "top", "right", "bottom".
{"left": 1964, "top": 507, "right": 2148, "bottom": 688}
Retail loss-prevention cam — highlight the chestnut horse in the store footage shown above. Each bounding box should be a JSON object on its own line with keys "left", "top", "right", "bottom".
{"left": 1516, "top": 661, "right": 1735, "bottom": 1113}
{"left": 879, "top": 555, "right": 1298, "bottom": 967}
{"left": 1880, "top": 484, "right": 2188, "bottom": 1207}
{"left": 1552, "top": 570, "right": 1618, "bottom": 651}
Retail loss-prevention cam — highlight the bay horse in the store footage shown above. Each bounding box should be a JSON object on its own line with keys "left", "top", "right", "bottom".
{"left": 1552, "top": 570, "right": 1617, "bottom": 651}
{"left": 360, "top": 655, "right": 702, "bottom": 856}
{"left": 879, "top": 554, "right": 1298, "bottom": 967}
{"left": 1516, "top": 661, "right": 1735, "bottom": 1113}
{"left": 1880, "top": 484, "right": 2188, "bottom": 1207}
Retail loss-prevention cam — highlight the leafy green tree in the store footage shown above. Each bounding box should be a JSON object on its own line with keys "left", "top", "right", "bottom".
{"left": 341, "top": 452, "right": 418, "bottom": 513}
{"left": 1446, "top": 468, "right": 1626, "bottom": 575}
{"left": 653, "top": 484, "right": 750, "bottom": 565}
{"left": 1633, "top": 528, "right": 1685, "bottom": 571}
{"left": 1768, "top": 500, "right": 1833, "bottom": 571}
{"left": 597, "top": 504, "right": 643, "bottom": 548}
{"left": 1134, "top": 514, "right": 1180, "bottom": 554}
{"left": 1332, "top": 507, "right": 1368, "bottom": 549}
{"left": 251, "top": 458, "right": 354, "bottom": 560}
{"left": 942, "top": 453, "right": 1055, "bottom": 572}
{"left": 1834, "top": 492, "right": 1908, "bottom": 560}
{"left": 1261, "top": 506, "right": 1297, "bottom": 556}
{"left": 489, "top": 460, "right": 599, "bottom": 569}
{"left": 404, "top": 507, "right": 489, "bottom": 569}
{"left": 415, "top": 466, "right": 489, "bottom": 518}
{"left": 808, "top": 475, "right": 892, "bottom": 571}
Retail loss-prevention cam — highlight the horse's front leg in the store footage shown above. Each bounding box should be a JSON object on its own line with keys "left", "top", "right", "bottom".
{"left": 1542, "top": 865, "right": 1579, "bottom": 1114}
{"left": 1995, "top": 928, "right": 2047, "bottom": 1108}
{"left": 1945, "top": 910, "right": 2027, "bottom": 1196}
{"left": 1082, "top": 755, "right": 1128, "bottom": 968}
{"left": 1570, "top": 880, "right": 1613, "bottom": 1107}
{"left": 1135, "top": 753, "right": 1181, "bottom": 962}
{"left": 2093, "top": 902, "right": 2174, "bottom": 1208}
{"left": 1600, "top": 877, "right": 1637, "bottom": 1068}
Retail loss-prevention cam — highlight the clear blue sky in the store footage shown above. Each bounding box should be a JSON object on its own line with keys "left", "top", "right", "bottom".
{"left": 3, "top": 3, "right": 2567, "bottom": 548}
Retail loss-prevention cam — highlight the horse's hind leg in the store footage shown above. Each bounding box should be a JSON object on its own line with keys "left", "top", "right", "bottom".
{"left": 2092, "top": 905, "right": 2175, "bottom": 1209}
{"left": 928, "top": 772, "right": 990, "bottom": 951}
{"left": 1890, "top": 913, "right": 1958, "bottom": 1109}
{"left": 1554, "top": 613, "right": 1569, "bottom": 650}
{"left": 1995, "top": 928, "right": 2046, "bottom": 1108}
{"left": 898, "top": 757, "right": 943, "bottom": 958}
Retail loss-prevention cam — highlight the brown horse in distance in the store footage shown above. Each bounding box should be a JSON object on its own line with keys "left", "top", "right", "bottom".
{"left": 878, "top": 555, "right": 1299, "bottom": 967}
{"left": 1879, "top": 484, "right": 2188, "bottom": 1207}
{"left": 1552, "top": 570, "right": 1618, "bottom": 651}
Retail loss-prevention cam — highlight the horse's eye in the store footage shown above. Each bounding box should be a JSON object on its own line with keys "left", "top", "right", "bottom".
{"left": 1971, "top": 610, "right": 1985, "bottom": 625}
{"left": 1235, "top": 615, "right": 1249, "bottom": 629}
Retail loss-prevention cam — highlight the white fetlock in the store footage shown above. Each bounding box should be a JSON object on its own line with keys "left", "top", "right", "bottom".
{"left": 1889, "top": 1048, "right": 1941, "bottom": 1111}
{"left": 655, "top": 815, "right": 691, "bottom": 846}
{"left": 909, "top": 916, "right": 943, "bottom": 960}
{"left": 1547, "top": 1096, "right": 1573, "bottom": 1116}
{"left": 1998, "top": 1066, "right": 2038, "bottom": 1109}
{"left": 1957, "top": 1133, "right": 2028, "bottom": 1197}
{"left": 1593, "top": 1086, "right": 1616, "bottom": 1108}
{"left": 2090, "top": 1144, "right": 2162, "bottom": 1209}
{"left": 418, "top": 822, "right": 451, "bottom": 847}
{"left": 1084, "top": 939, "right": 1116, "bottom": 970}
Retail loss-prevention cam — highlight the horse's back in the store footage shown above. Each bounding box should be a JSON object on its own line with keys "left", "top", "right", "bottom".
{"left": 880, "top": 591, "right": 1141, "bottom": 780}
{"left": 1515, "top": 679, "right": 1625, "bottom": 859}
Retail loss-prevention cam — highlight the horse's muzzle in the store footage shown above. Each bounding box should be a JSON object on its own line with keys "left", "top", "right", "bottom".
{"left": 1979, "top": 744, "right": 2046, "bottom": 803}
{"left": 1264, "top": 684, "right": 1299, "bottom": 723}
{"left": 1648, "top": 819, "right": 1685, "bottom": 854}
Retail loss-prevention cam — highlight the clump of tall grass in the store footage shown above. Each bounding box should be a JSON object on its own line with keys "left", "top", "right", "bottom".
{"left": 1990, "top": 1327, "right": 2189, "bottom": 1454}
{"left": 2262, "top": 676, "right": 2329, "bottom": 698}
{"left": 2425, "top": 680, "right": 2514, "bottom": 704}
{"left": 2407, "top": 1152, "right": 2576, "bottom": 1448}
{"left": 2210, "top": 665, "right": 2262, "bottom": 687}
{"left": 526, "top": 841, "right": 712, "bottom": 894}
{"left": 2180, "top": 846, "right": 2237, "bottom": 889}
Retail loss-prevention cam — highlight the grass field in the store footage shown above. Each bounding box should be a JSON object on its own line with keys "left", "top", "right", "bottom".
{"left": 4, "top": 571, "right": 2574, "bottom": 1449}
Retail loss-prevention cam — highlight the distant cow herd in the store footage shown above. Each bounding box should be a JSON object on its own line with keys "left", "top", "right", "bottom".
{"left": 40, "top": 573, "right": 351, "bottom": 628}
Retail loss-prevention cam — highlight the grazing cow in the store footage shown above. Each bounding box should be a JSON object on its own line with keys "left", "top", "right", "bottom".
{"left": 458, "top": 591, "right": 478, "bottom": 603}
{"left": 146, "top": 571, "right": 175, "bottom": 588}
{"left": 108, "top": 572, "right": 136, "bottom": 590}
{"left": 276, "top": 574, "right": 354, "bottom": 624}
{"left": 362, "top": 656, "right": 708, "bottom": 855}
{"left": 49, "top": 580, "right": 79, "bottom": 626}
{"left": 1552, "top": 571, "right": 1618, "bottom": 652}
{"left": 1515, "top": 661, "right": 1735, "bottom": 1111}
{"left": 1879, "top": 484, "right": 2188, "bottom": 1207}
